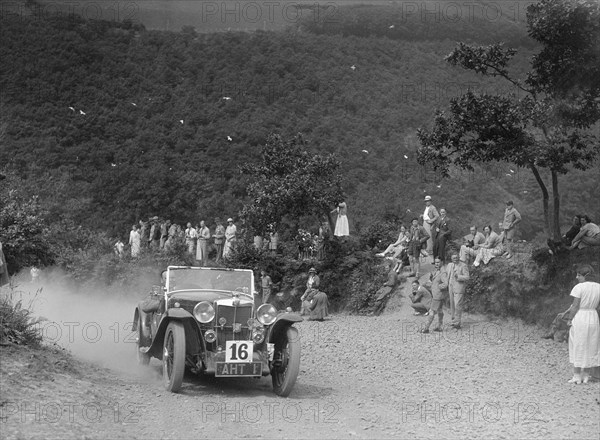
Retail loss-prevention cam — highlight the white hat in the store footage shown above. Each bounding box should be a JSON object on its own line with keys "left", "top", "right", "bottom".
{"left": 424, "top": 195, "right": 432, "bottom": 201}
{"left": 227, "top": 218, "right": 233, "bottom": 222}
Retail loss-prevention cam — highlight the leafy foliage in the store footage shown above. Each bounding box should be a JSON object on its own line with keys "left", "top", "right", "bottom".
{"left": 240, "top": 133, "right": 343, "bottom": 236}
{"left": 417, "top": 0, "right": 600, "bottom": 239}
{"left": 0, "top": 288, "right": 44, "bottom": 345}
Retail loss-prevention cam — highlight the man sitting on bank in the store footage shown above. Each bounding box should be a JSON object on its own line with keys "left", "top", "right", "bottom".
{"left": 459, "top": 226, "right": 486, "bottom": 263}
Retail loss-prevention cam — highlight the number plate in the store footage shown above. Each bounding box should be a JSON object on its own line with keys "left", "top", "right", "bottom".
{"left": 225, "top": 341, "right": 253, "bottom": 362}
{"left": 215, "top": 362, "right": 262, "bottom": 377}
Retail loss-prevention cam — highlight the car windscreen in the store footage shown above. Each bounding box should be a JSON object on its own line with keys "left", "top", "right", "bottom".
{"left": 167, "top": 268, "right": 252, "bottom": 295}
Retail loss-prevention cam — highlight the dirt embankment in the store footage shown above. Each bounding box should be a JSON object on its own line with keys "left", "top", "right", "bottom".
{"left": 1, "top": 277, "right": 599, "bottom": 440}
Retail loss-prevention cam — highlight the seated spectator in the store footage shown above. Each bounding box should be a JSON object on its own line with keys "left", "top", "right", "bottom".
{"left": 459, "top": 226, "right": 486, "bottom": 263}
{"left": 569, "top": 215, "right": 600, "bottom": 249}
{"left": 373, "top": 259, "right": 398, "bottom": 316}
{"left": 473, "top": 225, "right": 505, "bottom": 267}
{"left": 548, "top": 215, "right": 582, "bottom": 254}
{"left": 409, "top": 280, "right": 432, "bottom": 315}
{"left": 309, "top": 290, "right": 329, "bottom": 321}
{"left": 376, "top": 225, "right": 409, "bottom": 258}
{"left": 301, "top": 267, "right": 320, "bottom": 315}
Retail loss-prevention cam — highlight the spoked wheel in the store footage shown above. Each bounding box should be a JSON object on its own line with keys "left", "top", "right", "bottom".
{"left": 163, "top": 321, "right": 186, "bottom": 393}
{"left": 271, "top": 327, "right": 301, "bottom": 397}
{"left": 134, "top": 319, "right": 150, "bottom": 366}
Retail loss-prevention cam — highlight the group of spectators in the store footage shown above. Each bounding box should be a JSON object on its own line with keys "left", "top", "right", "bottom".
{"left": 115, "top": 217, "right": 241, "bottom": 265}
{"left": 377, "top": 196, "right": 523, "bottom": 278}
{"left": 547, "top": 214, "right": 600, "bottom": 254}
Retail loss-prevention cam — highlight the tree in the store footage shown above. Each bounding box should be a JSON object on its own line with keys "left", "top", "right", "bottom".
{"left": 417, "top": 0, "right": 600, "bottom": 239}
{"left": 240, "top": 133, "right": 344, "bottom": 236}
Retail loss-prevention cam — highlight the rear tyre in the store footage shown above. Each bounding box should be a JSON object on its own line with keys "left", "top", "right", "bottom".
{"left": 163, "top": 321, "right": 186, "bottom": 392}
{"left": 271, "top": 327, "right": 300, "bottom": 397}
{"left": 134, "top": 319, "right": 150, "bottom": 366}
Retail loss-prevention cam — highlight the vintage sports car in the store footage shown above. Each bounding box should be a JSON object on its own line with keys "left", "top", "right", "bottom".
{"left": 132, "top": 266, "right": 302, "bottom": 396}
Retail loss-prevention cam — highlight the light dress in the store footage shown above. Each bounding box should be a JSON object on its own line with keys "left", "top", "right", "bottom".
{"left": 334, "top": 202, "right": 349, "bottom": 236}
{"left": 568, "top": 281, "right": 600, "bottom": 368}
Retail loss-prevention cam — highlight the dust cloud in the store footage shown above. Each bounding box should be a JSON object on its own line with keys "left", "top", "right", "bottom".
{"left": 10, "top": 267, "right": 161, "bottom": 378}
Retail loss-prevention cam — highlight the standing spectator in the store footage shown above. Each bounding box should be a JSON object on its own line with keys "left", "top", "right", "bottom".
{"left": 160, "top": 220, "right": 170, "bottom": 250}
{"left": 421, "top": 258, "right": 448, "bottom": 333}
{"left": 569, "top": 215, "right": 600, "bottom": 249}
{"left": 0, "top": 241, "right": 8, "bottom": 287}
{"left": 446, "top": 253, "right": 470, "bottom": 329}
{"left": 433, "top": 208, "right": 452, "bottom": 263}
{"left": 253, "top": 234, "right": 264, "bottom": 250}
{"left": 409, "top": 280, "right": 432, "bottom": 315}
{"left": 213, "top": 218, "right": 225, "bottom": 262}
{"left": 196, "top": 220, "right": 211, "bottom": 266}
{"left": 128, "top": 224, "right": 141, "bottom": 257}
{"left": 261, "top": 270, "right": 273, "bottom": 304}
{"left": 562, "top": 264, "right": 600, "bottom": 384}
{"left": 138, "top": 220, "right": 149, "bottom": 248}
{"left": 332, "top": 201, "right": 350, "bottom": 237}
{"left": 185, "top": 222, "right": 198, "bottom": 255}
{"left": 459, "top": 226, "right": 486, "bottom": 263}
{"left": 223, "top": 218, "right": 237, "bottom": 258}
{"left": 502, "top": 201, "right": 521, "bottom": 259}
{"left": 422, "top": 195, "right": 439, "bottom": 254}
{"left": 30, "top": 265, "right": 41, "bottom": 283}
{"left": 165, "top": 221, "right": 178, "bottom": 250}
{"left": 114, "top": 237, "right": 125, "bottom": 258}
{"left": 407, "top": 218, "right": 430, "bottom": 279}
{"left": 149, "top": 217, "right": 161, "bottom": 250}
{"left": 268, "top": 228, "right": 280, "bottom": 254}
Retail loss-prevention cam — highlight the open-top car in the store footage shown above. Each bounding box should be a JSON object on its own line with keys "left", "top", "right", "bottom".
{"left": 132, "top": 266, "right": 302, "bottom": 396}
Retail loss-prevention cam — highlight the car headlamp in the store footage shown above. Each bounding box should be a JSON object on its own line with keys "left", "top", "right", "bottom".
{"left": 194, "top": 301, "right": 215, "bottom": 323}
{"left": 252, "top": 327, "right": 265, "bottom": 344}
{"left": 256, "top": 304, "right": 277, "bottom": 326}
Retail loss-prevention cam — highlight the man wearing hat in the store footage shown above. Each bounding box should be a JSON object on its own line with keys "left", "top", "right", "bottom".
{"left": 149, "top": 217, "right": 161, "bottom": 250}
{"left": 223, "top": 218, "right": 237, "bottom": 259}
{"left": 301, "top": 268, "right": 320, "bottom": 315}
{"left": 213, "top": 218, "right": 225, "bottom": 262}
{"left": 423, "top": 196, "right": 439, "bottom": 255}
{"left": 502, "top": 201, "right": 521, "bottom": 259}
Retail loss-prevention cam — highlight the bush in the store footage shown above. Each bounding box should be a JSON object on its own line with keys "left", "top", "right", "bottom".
{"left": 0, "top": 287, "right": 44, "bottom": 345}
{"left": 464, "top": 246, "right": 600, "bottom": 326}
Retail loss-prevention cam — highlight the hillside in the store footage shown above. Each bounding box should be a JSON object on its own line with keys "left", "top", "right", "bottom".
{"left": 1, "top": 2, "right": 599, "bottom": 240}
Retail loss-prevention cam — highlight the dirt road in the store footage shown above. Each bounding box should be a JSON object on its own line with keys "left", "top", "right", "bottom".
{"left": 1, "top": 278, "right": 599, "bottom": 439}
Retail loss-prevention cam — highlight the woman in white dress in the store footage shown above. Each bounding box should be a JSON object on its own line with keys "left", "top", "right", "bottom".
{"left": 129, "top": 225, "right": 141, "bottom": 257}
{"left": 332, "top": 202, "right": 349, "bottom": 237}
{"left": 563, "top": 264, "right": 600, "bottom": 384}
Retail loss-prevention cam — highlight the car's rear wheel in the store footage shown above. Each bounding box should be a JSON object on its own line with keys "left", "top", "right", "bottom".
{"left": 135, "top": 319, "right": 150, "bottom": 366}
{"left": 271, "top": 326, "right": 300, "bottom": 397}
{"left": 163, "top": 321, "right": 186, "bottom": 393}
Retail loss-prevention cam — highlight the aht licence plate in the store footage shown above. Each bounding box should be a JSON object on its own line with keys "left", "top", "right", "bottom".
{"left": 215, "top": 362, "right": 262, "bottom": 377}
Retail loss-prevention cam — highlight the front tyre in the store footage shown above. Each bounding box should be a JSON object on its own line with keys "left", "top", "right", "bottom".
{"left": 271, "top": 326, "right": 300, "bottom": 397}
{"left": 163, "top": 321, "right": 186, "bottom": 393}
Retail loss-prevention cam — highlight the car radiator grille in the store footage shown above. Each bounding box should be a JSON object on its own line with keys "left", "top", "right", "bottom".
{"left": 216, "top": 305, "right": 253, "bottom": 345}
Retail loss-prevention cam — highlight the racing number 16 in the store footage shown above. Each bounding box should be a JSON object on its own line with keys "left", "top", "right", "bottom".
{"left": 225, "top": 341, "right": 253, "bottom": 362}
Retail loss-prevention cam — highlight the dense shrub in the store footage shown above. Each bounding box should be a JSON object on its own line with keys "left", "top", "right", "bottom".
{"left": 465, "top": 246, "right": 600, "bottom": 326}
{"left": 0, "top": 287, "right": 44, "bottom": 345}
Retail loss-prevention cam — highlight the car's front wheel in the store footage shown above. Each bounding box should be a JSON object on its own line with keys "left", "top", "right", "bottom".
{"left": 271, "top": 326, "right": 300, "bottom": 397}
{"left": 163, "top": 321, "right": 186, "bottom": 393}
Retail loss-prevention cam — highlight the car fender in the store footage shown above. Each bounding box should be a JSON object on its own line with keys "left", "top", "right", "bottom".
{"left": 146, "top": 308, "right": 203, "bottom": 359}
{"left": 132, "top": 307, "right": 152, "bottom": 346}
{"left": 268, "top": 313, "right": 303, "bottom": 344}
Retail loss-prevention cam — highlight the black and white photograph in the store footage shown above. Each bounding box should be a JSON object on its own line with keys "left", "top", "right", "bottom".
{"left": 1, "top": 0, "right": 599, "bottom": 438}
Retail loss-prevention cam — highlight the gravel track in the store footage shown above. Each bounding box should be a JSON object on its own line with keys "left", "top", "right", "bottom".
{"left": 1, "top": 275, "right": 599, "bottom": 439}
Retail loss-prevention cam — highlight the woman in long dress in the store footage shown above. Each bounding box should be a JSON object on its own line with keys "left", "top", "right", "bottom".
{"left": 563, "top": 264, "right": 600, "bottom": 384}
{"left": 332, "top": 202, "right": 349, "bottom": 237}
{"left": 129, "top": 225, "right": 141, "bottom": 257}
